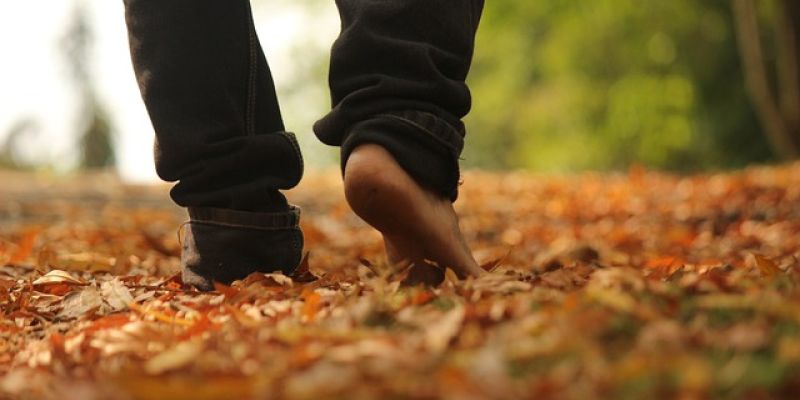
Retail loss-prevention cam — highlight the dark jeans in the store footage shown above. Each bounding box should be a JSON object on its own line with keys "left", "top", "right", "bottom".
{"left": 124, "top": 0, "right": 484, "bottom": 211}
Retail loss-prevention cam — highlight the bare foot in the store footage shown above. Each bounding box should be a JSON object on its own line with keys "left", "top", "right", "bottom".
{"left": 344, "top": 144, "right": 484, "bottom": 278}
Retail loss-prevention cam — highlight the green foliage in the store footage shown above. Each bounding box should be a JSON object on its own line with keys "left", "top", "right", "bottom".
{"left": 464, "top": 0, "right": 774, "bottom": 171}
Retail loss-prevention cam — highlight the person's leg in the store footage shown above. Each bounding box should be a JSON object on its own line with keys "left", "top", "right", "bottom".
{"left": 315, "top": 0, "right": 485, "bottom": 277}
{"left": 124, "top": 0, "right": 304, "bottom": 289}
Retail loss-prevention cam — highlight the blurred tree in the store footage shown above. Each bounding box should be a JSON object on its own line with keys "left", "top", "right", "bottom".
{"left": 464, "top": 0, "right": 774, "bottom": 171}
{"left": 62, "top": 2, "right": 116, "bottom": 170}
{"left": 0, "top": 118, "right": 40, "bottom": 169}
{"left": 732, "top": 0, "right": 800, "bottom": 159}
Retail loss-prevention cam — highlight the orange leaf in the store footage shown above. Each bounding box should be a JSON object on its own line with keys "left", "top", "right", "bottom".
{"left": 49, "top": 332, "right": 67, "bottom": 359}
{"left": 644, "top": 256, "right": 684, "bottom": 279}
{"left": 83, "top": 314, "right": 133, "bottom": 335}
{"left": 159, "top": 272, "right": 184, "bottom": 290}
{"left": 129, "top": 303, "right": 194, "bottom": 326}
{"left": 753, "top": 254, "right": 781, "bottom": 278}
{"left": 42, "top": 283, "right": 73, "bottom": 296}
{"left": 301, "top": 290, "right": 321, "bottom": 321}
{"left": 9, "top": 228, "right": 39, "bottom": 264}
{"left": 213, "top": 282, "right": 239, "bottom": 299}
{"left": 412, "top": 289, "right": 435, "bottom": 306}
{"left": 644, "top": 257, "right": 682, "bottom": 269}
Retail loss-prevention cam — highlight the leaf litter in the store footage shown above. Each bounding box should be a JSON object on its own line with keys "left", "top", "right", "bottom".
{"left": 1, "top": 166, "right": 800, "bottom": 398}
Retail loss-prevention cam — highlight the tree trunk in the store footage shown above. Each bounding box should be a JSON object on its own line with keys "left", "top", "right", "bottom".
{"left": 775, "top": 0, "right": 800, "bottom": 137}
{"left": 732, "top": 0, "right": 800, "bottom": 160}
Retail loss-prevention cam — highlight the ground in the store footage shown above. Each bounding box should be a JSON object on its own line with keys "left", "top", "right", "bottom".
{"left": 1, "top": 164, "right": 800, "bottom": 399}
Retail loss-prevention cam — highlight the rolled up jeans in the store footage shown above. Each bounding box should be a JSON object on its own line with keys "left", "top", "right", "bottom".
{"left": 123, "top": 0, "right": 484, "bottom": 211}
{"left": 124, "top": 0, "right": 483, "bottom": 287}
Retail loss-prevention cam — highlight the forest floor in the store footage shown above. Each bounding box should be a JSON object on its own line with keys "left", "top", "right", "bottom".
{"left": 1, "top": 165, "right": 800, "bottom": 399}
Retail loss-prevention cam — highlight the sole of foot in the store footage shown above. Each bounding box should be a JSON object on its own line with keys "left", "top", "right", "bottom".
{"left": 343, "top": 143, "right": 484, "bottom": 278}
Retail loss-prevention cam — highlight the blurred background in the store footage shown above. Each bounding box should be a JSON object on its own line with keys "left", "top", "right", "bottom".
{"left": 0, "top": 0, "right": 797, "bottom": 182}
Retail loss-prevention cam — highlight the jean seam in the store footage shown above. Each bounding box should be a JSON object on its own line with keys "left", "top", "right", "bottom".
{"left": 190, "top": 220, "right": 299, "bottom": 233}
{"left": 245, "top": 8, "right": 258, "bottom": 136}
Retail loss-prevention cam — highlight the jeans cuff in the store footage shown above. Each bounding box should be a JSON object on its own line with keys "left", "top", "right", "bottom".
{"left": 340, "top": 111, "right": 463, "bottom": 201}
{"left": 181, "top": 205, "right": 303, "bottom": 290}
{"left": 187, "top": 205, "right": 301, "bottom": 230}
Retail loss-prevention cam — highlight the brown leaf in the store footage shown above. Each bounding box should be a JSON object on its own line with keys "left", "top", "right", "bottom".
{"left": 213, "top": 282, "right": 239, "bottom": 299}
{"left": 32, "top": 270, "right": 86, "bottom": 287}
{"left": 480, "top": 250, "right": 510, "bottom": 272}
{"left": 291, "top": 252, "right": 318, "bottom": 283}
{"left": 753, "top": 254, "right": 781, "bottom": 278}
{"left": 158, "top": 272, "right": 184, "bottom": 289}
{"left": 58, "top": 286, "right": 103, "bottom": 319}
{"left": 41, "top": 283, "right": 73, "bottom": 296}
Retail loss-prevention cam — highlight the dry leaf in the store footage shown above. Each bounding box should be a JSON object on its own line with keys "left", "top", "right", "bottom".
{"left": 5, "top": 165, "right": 800, "bottom": 399}
{"left": 58, "top": 286, "right": 103, "bottom": 320}
{"left": 144, "top": 340, "right": 204, "bottom": 374}
{"left": 33, "top": 270, "right": 86, "bottom": 287}
{"left": 291, "top": 252, "right": 318, "bottom": 283}
{"left": 752, "top": 254, "right": 781, "bottom": 278}
{"left": 101, "top": 278, "right": 134, "bottom": 311}
{"left": 425, "top": 305, "right": 465, "bottom": 353}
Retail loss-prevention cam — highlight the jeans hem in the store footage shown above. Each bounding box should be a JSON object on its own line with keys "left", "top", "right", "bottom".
{"left": 187, "top": 205, "right": 301, "bottom": 230}
{"left": 340, "top": 111, "right": 462, "bottom": 201}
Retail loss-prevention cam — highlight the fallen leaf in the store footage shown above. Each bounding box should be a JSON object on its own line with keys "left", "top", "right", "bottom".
{"left": 58, "top": 286, "right": 103, "bottom": 319}
{"left": 753, "top": 254, "right": 781, "bottom": 278}
{"left": 144, "top": 340, "right": 204, "bottom": 374}
{"left": 32, "top": 270, "right": 86, "bottom": 287}
{"left": 302, "top": 290, "right": 322, "bottom": 322}
{"left": 38, "top": 283, "right": 73, "bottom": 296}
{"left": 213, "top": 282, "right": 239, "bottom": 299}
{"left": 291, "top": 252, "right": 318, "bottom": 283}
{"left": 9, "top": 228, "right": 39, "bottom": 264}
{"left": 425, "top": 305, "right": 465, "bottom": 353}
{"left": 101, "top": 278, "right": 134, "bottom": 311}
